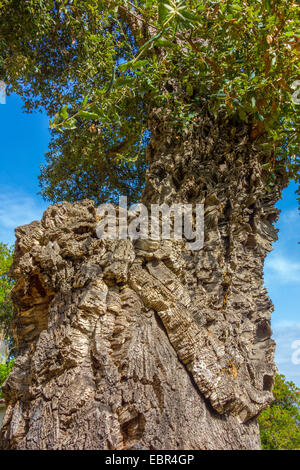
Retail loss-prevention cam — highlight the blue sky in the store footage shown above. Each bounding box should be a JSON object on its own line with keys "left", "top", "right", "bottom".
{"left": 0, "top": 93, "right": 299, "bottom": 386}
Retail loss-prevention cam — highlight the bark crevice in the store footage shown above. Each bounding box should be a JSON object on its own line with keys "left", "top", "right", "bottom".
{"left": 0, "top": 114, "right": 288, "bottom": 450}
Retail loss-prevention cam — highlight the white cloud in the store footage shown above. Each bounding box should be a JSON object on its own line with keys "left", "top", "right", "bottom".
{"left": 280, "top": 209, "right": 299, "bottom": 225}
{"left": 0, "top": 188, "right": 47, "bottom": 245}
{"left": 265, "top": 254, "right": 300, "bottom": 284}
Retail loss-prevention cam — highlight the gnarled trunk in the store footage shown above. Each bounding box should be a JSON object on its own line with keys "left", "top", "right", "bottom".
{"left": 0, "top": 113, "right": 287, "bottom": 450}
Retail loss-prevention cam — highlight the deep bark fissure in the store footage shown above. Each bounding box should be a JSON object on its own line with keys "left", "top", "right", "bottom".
{"left": 0, "top": 112, "right": 288, "bottom": 450}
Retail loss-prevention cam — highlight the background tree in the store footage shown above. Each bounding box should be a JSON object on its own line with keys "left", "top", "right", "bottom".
{"left": 0, "top": 243, "right": 14, "bottom": 401}
{"left": 259, "top": 374, "right": 300, "bottom": 450}
{"left": 0, "top": 243, "right": 13, "bottom": 345}
{"left": 0, "top": 0, "right": 299, "bottom": 450}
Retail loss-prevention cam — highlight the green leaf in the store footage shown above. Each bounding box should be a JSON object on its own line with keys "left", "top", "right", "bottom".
{"left": 262, "top": 162, "right": 271, "bottom": 170}
{"left": 78, "top": 111, "right": 100, "bottom": 120}
{"left": 131, "top": 60, "right": 148, "bottom": 70}
{"left": 82, "top": 96, "right": 88, "bottom": 108}
{"left": 146, "top": 0, "right": 155, "bottom": 10}
{"left": 186, "top": 83, "right": 193, "bottom": 96}
{"left": 158, "top": 2, "right": 170, "bottom": 26}
{"left": 119, "top": 62, "right": 130, "bottom": 72}
{"left": 179, "top": 10, "right": 201, "bottom": 24}
{"left": 53, "top": 113, "right": 60, "bottom": 125}
{"left": 105, "top": 67, "right": 116, "bottom": 95}
{"left": 62, "top": 119, "right": 77, "bottom": 130}
{"left": 60, "top": 105, "right": 69, "bottom": 120}
{"left": 238, "top": 109, "right": 248, "bottom": 122}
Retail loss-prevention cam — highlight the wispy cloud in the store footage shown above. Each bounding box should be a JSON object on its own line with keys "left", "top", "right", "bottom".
{"left": 265, "top": 254, "right": 300, "bottom": 284}
{"left": 276, "top": 208, "right": 300, "bottom": 246}
{"left": 280, "top": 208, "right": 299, "bottom": 225}
{"left": 0, "top": 188, "right": 47, "bottom": 245}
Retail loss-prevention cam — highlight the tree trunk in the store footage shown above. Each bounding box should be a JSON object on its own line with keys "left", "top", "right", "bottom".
{"left": 0, "top": 112, "right": 287, "bottom": 450}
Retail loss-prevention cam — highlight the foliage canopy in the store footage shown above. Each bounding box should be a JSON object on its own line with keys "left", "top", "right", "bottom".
{"left": 0, "top": 0, "right": 299, "bottom": 204}
{"left": 0, "top": 243, "right": 13, "bottom": 343}
{"left": 258, "top": 374, "right": 300, "bottom": 450}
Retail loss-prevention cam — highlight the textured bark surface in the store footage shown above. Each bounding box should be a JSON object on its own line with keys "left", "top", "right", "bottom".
{"left": 0, "top": 402, "right": 5, "bottom": 429}
{"left": 0, "top": 114, "right": 287, "bottom": 449}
